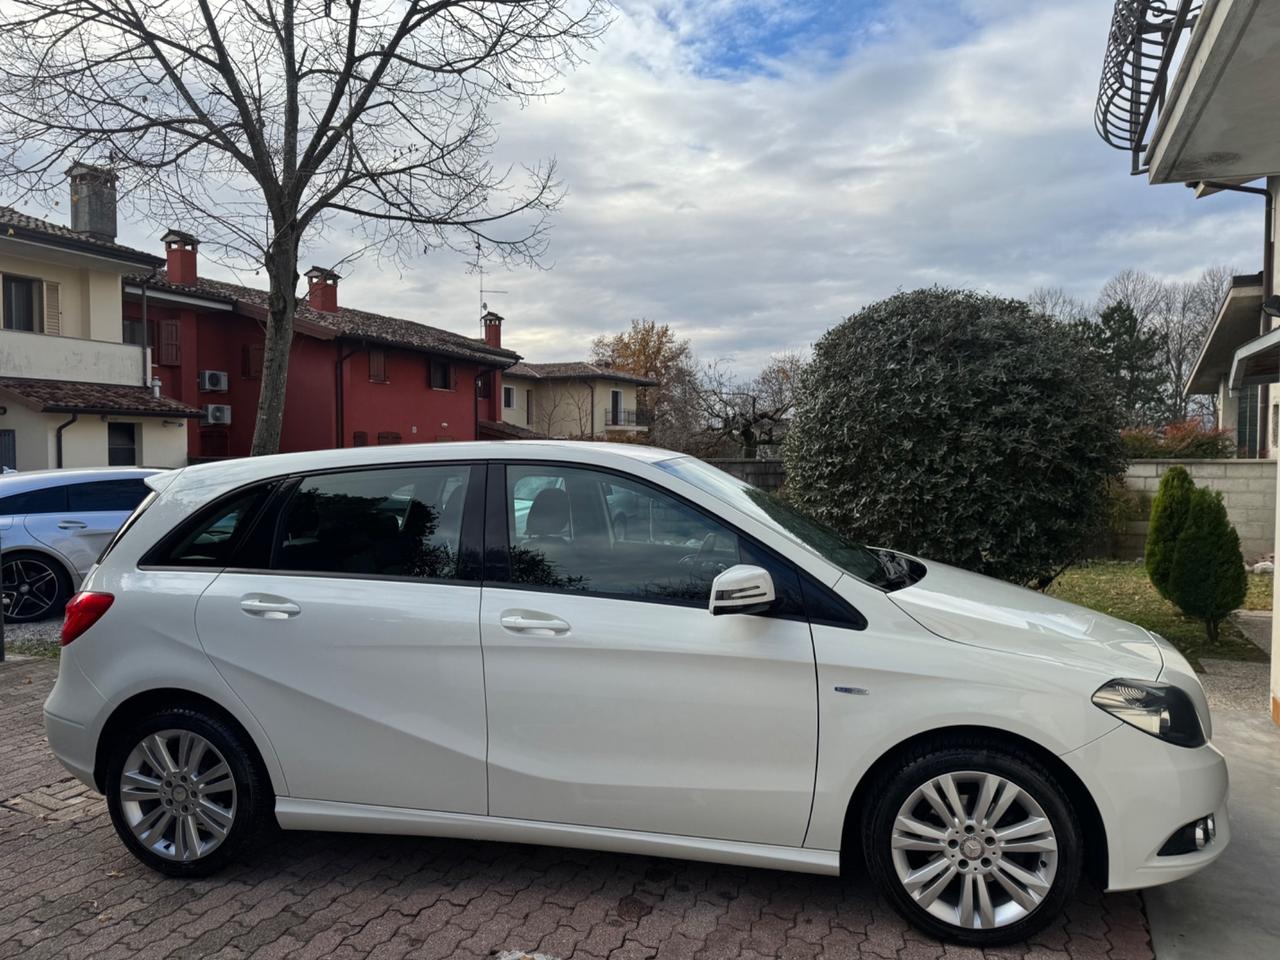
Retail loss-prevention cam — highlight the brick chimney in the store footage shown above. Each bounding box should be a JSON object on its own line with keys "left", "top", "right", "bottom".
{"left": 67, "top": 164, "right": 118, "bottom": 242}
{"left": 482, "top": 310, "right": 504, "bottom": 348}
{"left": 162, "top": 229, "right": 199, "bottom": 285}
{"left": 305, "top": 266, "right": 340, "bottom": 313}
{"left": 482, "top": 311, "right": 504, "bottom": 421}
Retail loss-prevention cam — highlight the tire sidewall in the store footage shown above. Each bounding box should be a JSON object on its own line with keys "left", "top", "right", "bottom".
{"left": 105, "top": 708, "right": 266, "bottom": 877}
{"left": 864, "top": 747, "right": 1082, "bottom": 947}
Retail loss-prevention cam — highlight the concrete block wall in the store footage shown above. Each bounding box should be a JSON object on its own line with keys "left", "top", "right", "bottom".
{"left": 1117, "top": 459, "right": 1277, "bottom": 563}
{"left": 708, "top": 458, "right": 787, "bottom": 492}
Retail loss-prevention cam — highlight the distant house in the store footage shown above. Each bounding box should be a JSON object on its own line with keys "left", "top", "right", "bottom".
{"left": 500, "top": 360, "right": 656, "bottom": 439}
{"left": 1185, "top": 273, "right": 1269, "bottom": 458}
{"left": 0, "top": 166, "right": 201, "bottom": 471}
{"left": 123, "top": 243, "right": 520, "bottom": 460}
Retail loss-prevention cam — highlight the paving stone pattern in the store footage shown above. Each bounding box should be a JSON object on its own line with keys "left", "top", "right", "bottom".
{"left": 0, "top": 658, "right": 1154, "bottom": 960}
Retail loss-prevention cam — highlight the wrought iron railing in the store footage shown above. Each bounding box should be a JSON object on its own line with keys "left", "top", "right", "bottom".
{"left": 1095, "top": 0, "right": 1202, "bottom": 174}
{"left": 605, "top": 407, "right": 651, "bottom": 427}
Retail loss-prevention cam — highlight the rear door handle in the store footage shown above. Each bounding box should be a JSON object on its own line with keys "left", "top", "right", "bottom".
{"left": 240, "top": 595, "right": 301, "bottom": 620}
{"left": 57, "top": 520, "right": 87, "bottom": 530}
{"left": 500, "top": 611, "right": 571, "bottom": 635}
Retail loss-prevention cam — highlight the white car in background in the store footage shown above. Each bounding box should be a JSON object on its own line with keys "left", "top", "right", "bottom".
{"left": 42, "top": 443, "right": 1226, "bottom": 947}
{"left": 1, "top": 467, "right": 158, "bottom": 622}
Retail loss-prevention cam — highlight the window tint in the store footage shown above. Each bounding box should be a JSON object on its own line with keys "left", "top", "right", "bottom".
{"left": 66, "top": 478, "right": 150, "bottom": 512}
{"left": 502, "top": 464, "right": 746, "bottom": 604}
{"left": 146, "top": 484, "right": 273, "bottom": 567}
{"left": 275, "top": 465, "right": 472, "bottom": 580}
{"left": 0, "top": 485, "right": 68, "bottom": 516}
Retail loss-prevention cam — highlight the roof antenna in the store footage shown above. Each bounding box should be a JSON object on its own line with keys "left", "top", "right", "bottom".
{"left": 471, "top": 240, "right": 506, "bottom": 323}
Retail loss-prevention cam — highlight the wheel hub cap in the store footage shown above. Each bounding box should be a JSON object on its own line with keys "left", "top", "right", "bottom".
{"left": 890, "top": 770, "right": 1058, "bottom": 930}
{"left": 118, "top": 729, "right": 237, "bottom": 862}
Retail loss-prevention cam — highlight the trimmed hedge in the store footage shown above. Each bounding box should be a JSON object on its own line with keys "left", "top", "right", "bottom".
{"left": 783, "top": 288, "right": 1126, "bottom": 586}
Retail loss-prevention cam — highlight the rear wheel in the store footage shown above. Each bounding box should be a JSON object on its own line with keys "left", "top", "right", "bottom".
{"left": 1, "top": 551, "right": 70, "bottom": 622}
{"left": 862, "top": 744, "right": 1081, "bottom": 946}
{"left": 104, "top": 707, "right": 272, "bottom": 877}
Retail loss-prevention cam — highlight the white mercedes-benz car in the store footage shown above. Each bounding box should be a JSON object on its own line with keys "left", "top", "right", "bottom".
{"left": 43, "top": 442, "right": 1227, "bottom": 946}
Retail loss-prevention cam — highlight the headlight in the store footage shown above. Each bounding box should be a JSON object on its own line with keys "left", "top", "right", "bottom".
{"left": 1092, "top": 679, "right": 1205, "bottom": 748}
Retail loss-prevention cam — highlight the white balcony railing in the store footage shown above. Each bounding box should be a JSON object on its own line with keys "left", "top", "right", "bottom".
{"left": 0, "top": 328, "right": 145, "bottom": 386}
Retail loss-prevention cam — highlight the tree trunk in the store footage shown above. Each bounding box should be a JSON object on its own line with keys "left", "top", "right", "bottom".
{"left": 250, "top": 234, "right": 300, "bottom": 456}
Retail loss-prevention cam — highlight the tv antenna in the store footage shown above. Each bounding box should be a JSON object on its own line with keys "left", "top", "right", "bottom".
{"left": 472, "top": 241, "right": 507, "bottom": 319}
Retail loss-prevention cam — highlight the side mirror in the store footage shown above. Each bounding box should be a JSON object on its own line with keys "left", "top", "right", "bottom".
{"left": 709, "top": 564, "right": 776, "bottom": 616}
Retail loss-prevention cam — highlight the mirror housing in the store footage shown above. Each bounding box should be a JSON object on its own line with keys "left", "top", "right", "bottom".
{"left": 709, "top": 565, "right": 776, "bottom": 616}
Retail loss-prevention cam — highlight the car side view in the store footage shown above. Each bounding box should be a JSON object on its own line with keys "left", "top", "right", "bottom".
{"left": 43, "top": 442, "right": 1227, "bottom": 947}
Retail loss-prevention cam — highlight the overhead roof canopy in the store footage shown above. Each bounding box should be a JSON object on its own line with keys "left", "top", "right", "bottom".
{"left": 1230, "top": 326, "right": 1280, "bottom": 390}
{"left": 1148, "top": 0, "right": 1280, "bottom": 183}
{"left": 1185, "top": 274, "right": 1264, "bottom": 394}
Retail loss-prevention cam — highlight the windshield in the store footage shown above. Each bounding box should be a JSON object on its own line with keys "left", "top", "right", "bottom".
{"left": 657, "top": 457, "right": 913, "bottom": 590}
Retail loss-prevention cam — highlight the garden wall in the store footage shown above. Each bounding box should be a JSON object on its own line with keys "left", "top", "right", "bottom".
{"left": 710, "top": 457, "right": 1278, "bottom": 563}
{"left": 1117, "top": 459, "right": 1276, "bottom": 563}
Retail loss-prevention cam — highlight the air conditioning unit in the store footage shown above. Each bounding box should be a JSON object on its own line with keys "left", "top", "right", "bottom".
{"left": 203, "top": 404, "right": 232, "bottom": 425}
{"left": 199, "top": 370, "right": 230, "bottom": 392}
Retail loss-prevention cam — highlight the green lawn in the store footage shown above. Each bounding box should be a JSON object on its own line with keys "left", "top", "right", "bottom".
{"left": 1049, "top": 561, "right": 1269, "bottom": 670}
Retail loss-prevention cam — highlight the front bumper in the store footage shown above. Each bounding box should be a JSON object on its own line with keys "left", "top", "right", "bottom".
{"left": 1061, "top": 720, "right": 1230, "bottom": 891}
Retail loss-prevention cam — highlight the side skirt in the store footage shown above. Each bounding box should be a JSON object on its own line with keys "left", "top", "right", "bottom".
{"left": 275, "top": 798, "right": 841, "bottom": 876}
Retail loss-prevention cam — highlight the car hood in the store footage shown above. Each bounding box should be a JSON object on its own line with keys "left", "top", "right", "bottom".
{"left": 889, "top": 560, "right": 1164, "bottom": 681}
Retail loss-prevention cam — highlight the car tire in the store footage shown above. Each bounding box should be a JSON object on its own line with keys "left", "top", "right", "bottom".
{"left": 1, "top": 550, "right": 71, "bottom": 623}
{"left": 104, "top": 706, "right": 273, "bottom": 877}
{"left": 862, "top": 740, "right": 1082, "bottom": 947}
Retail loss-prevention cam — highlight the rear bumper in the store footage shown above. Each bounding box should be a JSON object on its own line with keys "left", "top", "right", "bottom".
{"left": 1061, "top": 722, "right": 1229, "bottom": 891}
{"left": 43, "top": 654, "right": 106, "bottom": 791}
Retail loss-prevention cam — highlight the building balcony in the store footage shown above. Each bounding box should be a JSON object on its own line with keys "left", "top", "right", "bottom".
{"left": 0, "top": 328, "right": 146, "bottom": 386}
{"left": 604, "top": 407, "right": 651, "bottom": 429}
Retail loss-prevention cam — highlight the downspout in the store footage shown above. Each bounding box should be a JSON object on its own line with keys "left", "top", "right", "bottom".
{"left": 334, "top": 342, "right": 358, "bottom": 447}
{"left": 55, "top": 413, "right": 78, "bottom": 468}
{"left": 139, "top": 267, "right": 157, "bottom": 387}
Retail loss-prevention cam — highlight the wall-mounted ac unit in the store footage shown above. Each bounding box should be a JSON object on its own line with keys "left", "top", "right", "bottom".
{"left": 203, "top": 404, "right": 232, "bottom": 425}
{"left": 199, "top": 370, "right": 229, "bottom": 392}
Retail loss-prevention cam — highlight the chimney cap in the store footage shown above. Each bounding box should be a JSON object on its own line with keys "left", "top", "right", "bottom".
{"left": 161, "top": 228, "right": 199, "bottom": 246}
{"left": 66, "top": 162, "right": 117, "bottom": 183}
{"left": 305, "top": 265, "right": 341, "bottom": 282}
{"left": 481, "top": 310, "right": 504, "bottom": 322}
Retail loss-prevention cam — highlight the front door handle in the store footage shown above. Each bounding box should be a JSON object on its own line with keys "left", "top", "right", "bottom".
{"left": 500, "top": 611, "right": 571, "bottom": 635}
{"left": 57, "top": 520, "right": 87, "bottom": 530}
{"left": 240, "top": 595, "right": 301, "bottom": 620}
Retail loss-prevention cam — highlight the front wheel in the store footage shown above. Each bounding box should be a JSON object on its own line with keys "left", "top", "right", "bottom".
{"left": 104, "top": 707, "right": 272, "bottom": 877}
{"left": 862, "top": 744, "right": 1082, "bottom": 947}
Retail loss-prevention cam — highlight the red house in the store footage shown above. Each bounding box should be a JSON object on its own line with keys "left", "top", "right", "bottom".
{"left": 121, "top": 232, "right": 521, "bottom": 460}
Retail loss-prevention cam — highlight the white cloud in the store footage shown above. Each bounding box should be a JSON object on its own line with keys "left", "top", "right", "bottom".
{"left": 110, "top": 0, "right": 1264, "bottom": 372}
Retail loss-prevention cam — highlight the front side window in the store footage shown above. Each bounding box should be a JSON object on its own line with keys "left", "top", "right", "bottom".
{"left": 2, "top": 275, "right": 42, "bottom": 332}
{"left": 66, "top": 478, "right": 149, "bottom": 512}
{"left": 501, "top": 463, "right": 747, "bottom": 604}
{"left": 107, "top": 423, "right": 137, "bottom": 466}
{"left": 276, "top": 465, "right": 472, "bottom": 580}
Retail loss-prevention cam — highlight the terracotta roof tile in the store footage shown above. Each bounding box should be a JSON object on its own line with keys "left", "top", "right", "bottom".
{"left": 0, "top": 377, "right": 203, "bottom": 417}
{"left": 132, "top": 270, "right": 520, "bottom": 367}
{"left": 0, "top": 206, "right": 163, "bottom": 267}
{"left": 504, "top": 361, "right": 656, "bottom": 385}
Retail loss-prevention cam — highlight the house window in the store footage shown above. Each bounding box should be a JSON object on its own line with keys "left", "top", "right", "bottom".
{"left": 503, "top": 385, "right": 515, "bottom": 409}
{"left": 477, "top": 373, "right": 491, "bottom": 399}
{"left": 526, "top": 389, "right": 533, "bottom": 426}
{"left": 369, "top": 348, "right": 388, "bottom": 382}
{"left": 158, "top": 317, "right": 181, "bottom": 366}
{"left": 429, "top": 358, "right": 452, "bottom": 390}
{"left": 377, "top": 431, "right": 402, "bottom": 445}
{"left": 123, "top": 316, "right": 146, "bottom": 346}
{"left": 2, "top": 275, "right": 43, "bottom": 332}
{"left": 242, "top": 343, "right": 264, "bottom": 379}
{"left": 0, "top": 429, "right": 15, "bottom": 471}
{"left": 107, "top": 422, "right": 137, "bottom": 466}
{"left": 352, "top": 431, "right": 369, "bottom": 447}
{"left": 200, "top": 429, "right": 230, "bottom": 459}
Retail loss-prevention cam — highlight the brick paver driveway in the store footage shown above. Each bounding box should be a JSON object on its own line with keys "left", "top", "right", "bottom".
{"left": 0, "top": 657, "right": 1153, "bottom": 960}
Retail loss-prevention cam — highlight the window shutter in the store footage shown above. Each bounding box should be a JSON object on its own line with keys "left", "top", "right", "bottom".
{"left": 369, "top": 349, "right": 387, "bottom": 382}
{"left": 42, "top": 281, "right": 60, "bottom": 335}
{"left": 242, "top": 343, "right": 263, "bottom": 379}
{"left": 159, "top": 317, "right": 181, "bottom": 366}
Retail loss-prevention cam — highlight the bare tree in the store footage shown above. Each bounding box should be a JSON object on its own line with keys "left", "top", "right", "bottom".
{"left": 534, "top": 383, "right": 594, "bottom": 439}
{"left": 694, "top": 351, "right": 806, "bottom": 458}
{"left": 1028, "top": 286, "right": 1089, "bottom": 325}
{"left": 0, "top": 0, "right": 608, "bottom": 454}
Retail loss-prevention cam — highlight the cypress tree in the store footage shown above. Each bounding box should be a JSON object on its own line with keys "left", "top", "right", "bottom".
{"left": 1167, "top": 488, "right": 1247, "bottom": 645}
{"left": 1145, "top": 466, "right": 1194, "bottom": 599}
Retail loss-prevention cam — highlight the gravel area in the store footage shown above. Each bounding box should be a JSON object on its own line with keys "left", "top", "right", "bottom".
{"left": 0, "top": 617, "right": 61, "bottom": 658}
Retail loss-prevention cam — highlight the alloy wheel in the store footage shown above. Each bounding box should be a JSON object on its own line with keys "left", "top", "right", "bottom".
{"left": 1, "top": 556, "right": 61, "bottom": 621}
{"left": 118, "top": 729, "right": 238, "bottom": 862}
{"left": 890, "top": 770, "right": 1058, "bottom": 930}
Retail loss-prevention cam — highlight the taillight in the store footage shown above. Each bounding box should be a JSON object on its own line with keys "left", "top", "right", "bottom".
{"left": 61, "top": 592, "right": 115, "bottom": 646}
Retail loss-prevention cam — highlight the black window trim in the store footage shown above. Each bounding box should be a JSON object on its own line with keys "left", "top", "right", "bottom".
{"left": 483, "top": 459, "right": 866, "bottom": 629}
{"left": 138, "top": 479, "right": 282, "bottom": 571}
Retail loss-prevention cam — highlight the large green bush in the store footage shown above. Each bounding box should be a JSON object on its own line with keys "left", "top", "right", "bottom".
{"left": 1144, "top": 466, "right": 1194, "bottom": 600}
{"left": 1167, "top": 487, "right": 1247, "bottom": 644}
{"left": 783, "top": 288, "right": 1126, "bottom": 585}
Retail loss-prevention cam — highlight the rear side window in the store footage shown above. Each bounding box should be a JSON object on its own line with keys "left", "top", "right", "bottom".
{"left": 274, "top": 464, "right": 474, "bottom": 580}
{"left": 143, "top": 483, "right": 274, "bottom": 568}
{"left": 0, "top": 485, "right": 69, "bottom": 516}
{"left": 67, "top": 478, "right": 150, "bottom": 512}
{"left": 98, "top": 491, "right": 158, "bottom": 564}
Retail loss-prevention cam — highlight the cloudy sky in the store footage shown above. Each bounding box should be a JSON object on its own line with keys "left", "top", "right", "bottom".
{"left": 111, "top": 0, "right": 1262, "bottom": 373}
